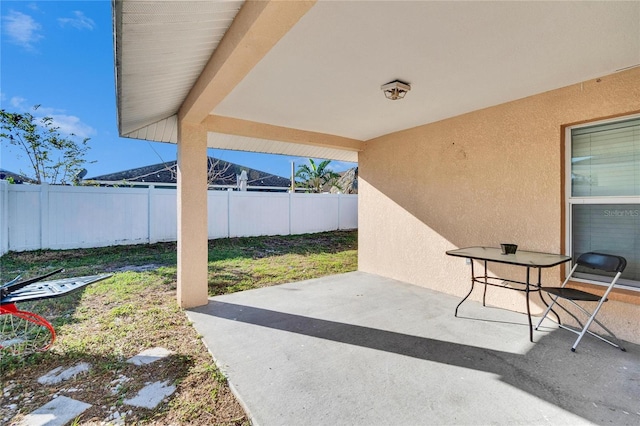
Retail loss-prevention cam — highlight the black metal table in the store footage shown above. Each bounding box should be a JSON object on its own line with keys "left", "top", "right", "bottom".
{"left": 446, "top": 246, "right": 571, "bottom": 342}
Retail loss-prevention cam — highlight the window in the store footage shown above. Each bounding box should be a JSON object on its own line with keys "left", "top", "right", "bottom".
{"left": 567, "top": 116, "right": 640, "bottom": 290}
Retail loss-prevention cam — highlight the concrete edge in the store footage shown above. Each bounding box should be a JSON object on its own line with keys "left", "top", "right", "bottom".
{"left": 186, "top": 307, "right": 259, "bottom": 426}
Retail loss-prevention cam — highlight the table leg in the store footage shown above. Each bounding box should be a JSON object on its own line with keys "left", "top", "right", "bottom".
{"left": 482, "top": 260, "right": 488, "bottom": 307}
{"left": 455, "top": 259, "right": 475, "bottom": 317}
{"left": 526, "top": 267, "right": 533, "bottom": 342}
{"left": 535, "top": 267, "right": 561, "bottom": 325}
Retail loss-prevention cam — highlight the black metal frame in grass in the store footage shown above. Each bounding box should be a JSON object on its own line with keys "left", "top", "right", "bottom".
{"left": 1, "top": 270, "right": 111, "bottom": 356}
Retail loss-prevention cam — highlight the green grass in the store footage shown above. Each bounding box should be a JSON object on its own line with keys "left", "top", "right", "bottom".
{"left": 0, "top": 230, "right": 357, "bottom": 425}
{"left": 1, "top": 231, "right": 357, "bottom": 298}
{"left": 1, "top": 231, "right": 357, "bottom": 295}
{"left": 0, "top": 242, "right": 179, "bottom": 277}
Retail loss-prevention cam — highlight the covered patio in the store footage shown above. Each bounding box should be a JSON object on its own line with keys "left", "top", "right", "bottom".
{"left": 187, "top": 272, "right": 640, "bottom": 425}
{"left": 114, "top": 0, "right": 640, "bottom": 399}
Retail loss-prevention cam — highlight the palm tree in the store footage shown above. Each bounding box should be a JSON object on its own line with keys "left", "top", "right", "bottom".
{"left": 295, "top": 159, "right": 342, "bottom": 193}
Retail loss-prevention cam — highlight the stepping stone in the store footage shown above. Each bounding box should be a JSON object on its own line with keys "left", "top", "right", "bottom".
{"left": 126, "top": 347, "right": 173, "bottom": 366}
{"left": 19, "top": 395, "right": 91, "bottom": 426}
{"left": 123, "top": 380, "right": 176, "bottom": 409}
{"left": 37, "top": 363, "right": 91, "bottom": 385}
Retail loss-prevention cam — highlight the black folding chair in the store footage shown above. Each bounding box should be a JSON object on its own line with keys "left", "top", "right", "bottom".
{"left": 535, "top": 252, "right": 627, "bottom": 352}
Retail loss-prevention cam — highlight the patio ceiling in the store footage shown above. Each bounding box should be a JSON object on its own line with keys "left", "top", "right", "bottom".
{"left": 114, "top": 1, "right": 640, "bottom": 162}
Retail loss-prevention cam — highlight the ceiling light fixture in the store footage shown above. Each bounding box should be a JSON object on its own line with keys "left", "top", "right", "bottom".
{"left": 381, "top": 80, "right": 411, "bottom": 100}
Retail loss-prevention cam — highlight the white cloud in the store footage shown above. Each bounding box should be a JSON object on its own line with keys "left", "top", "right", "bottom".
{"left": 58, "top": 11, "right": 95, "bottom": 31}
{"left": 2, "top": 10, "right": 43, "bottom": 50}
{"left": 9, "top": 96, "right": 28, "bottom": 109}
{"left": 49, "top": 114, "right": 96, "bottom": 139}
{"left": 6, "top": 98, "right": 96, "bottom": 139}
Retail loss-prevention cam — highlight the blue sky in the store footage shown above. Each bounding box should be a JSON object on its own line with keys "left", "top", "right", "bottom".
{"left": 1, "top": 1, "right": 356, "bottom": 181}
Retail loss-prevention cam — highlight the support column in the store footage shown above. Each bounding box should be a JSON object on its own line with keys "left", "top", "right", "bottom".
{"left": 177, "top": 121, "right": 209, "bottom": 308}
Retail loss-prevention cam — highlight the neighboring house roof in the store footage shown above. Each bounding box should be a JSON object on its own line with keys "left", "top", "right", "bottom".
{"left": 0, "top": 169, "right": 35, "bottom": 184}
{"left": 87, "top": 157, "right": 291, "bottom": 188}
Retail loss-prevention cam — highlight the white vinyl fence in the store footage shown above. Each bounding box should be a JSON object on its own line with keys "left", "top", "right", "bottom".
{"left": 0, "top": 181, "right": 357, "bottom": 255}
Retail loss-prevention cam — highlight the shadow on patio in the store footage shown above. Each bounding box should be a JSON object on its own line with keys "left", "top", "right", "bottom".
{"left": 187, "top": 272, "right": 639, "bottom": 426}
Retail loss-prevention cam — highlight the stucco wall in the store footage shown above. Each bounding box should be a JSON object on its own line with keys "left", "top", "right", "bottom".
{"left": 359, "top": 67, "right": 640, "bottom": 344}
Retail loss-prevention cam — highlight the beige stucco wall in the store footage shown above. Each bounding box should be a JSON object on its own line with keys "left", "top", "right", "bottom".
{"left": 359, "top": 67, "right": 640, "bottom": 344}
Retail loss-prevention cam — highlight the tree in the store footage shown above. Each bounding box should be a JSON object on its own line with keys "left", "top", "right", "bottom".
{"left": 0, "top": 105, "right": 92, "bottom": 184}
{"left": 295, "top": 158, "right": 342, "bottom": 193}
{"left": 133, "top": 157, "right": 239, "bottom": 187}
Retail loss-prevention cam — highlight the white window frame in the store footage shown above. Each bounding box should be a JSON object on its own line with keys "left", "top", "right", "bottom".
{"left": 565, "top": 113, "right": 640, "bottom": 292}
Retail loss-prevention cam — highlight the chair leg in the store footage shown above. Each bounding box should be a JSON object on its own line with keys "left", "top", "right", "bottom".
{"left": 536, "top": 264, "right": 578, "bottom": 331}
{"left": 571, "top": 272, "right": 623, "bottom": 352}
{"left": 577, "top": 327, "right": 625, "bottom": 351}
{"left": 554, "top": 302, "right": 625, "bottom": 351}
{"left": 571, "top": 312, "right": 626, "bottom": 352}
{"left": 539, "top": 293, "right": 625, "bottom": 352}
{"left": 535, "top": 294, "right": 559, "bottom": 330}
{"left": 571, "top": 324, "right": 626, "bottom": 352}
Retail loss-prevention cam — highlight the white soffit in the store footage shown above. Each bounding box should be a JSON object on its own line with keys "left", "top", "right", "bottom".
{"left": 115, "top": 0, "right": 244, "bottom": 142}
{"left": 213, "top": 1, "right": 640, "bottom": 141}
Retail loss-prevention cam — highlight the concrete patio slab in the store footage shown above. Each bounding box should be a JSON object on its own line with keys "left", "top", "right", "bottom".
{"left": 123, "top": 381, "right": 176, "bottom": 409}
{"left": 37, "top": 363, "right": 91, "bottom": 386}
{"left": 126, "top": 347, "right": 173, "bottom": 366}
{"left": 14, "top": 348, "right": 177, "bottom": 425}
{"left": 18, "top": 396, "right": 91, "bottom": 426}
{"left": 187, "top": 271, "right": 640, "bottom": 426}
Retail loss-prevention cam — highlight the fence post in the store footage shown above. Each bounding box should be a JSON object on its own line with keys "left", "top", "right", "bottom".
{"left": 227, "top": 188, "right": 232, "bottom": 238}
{"left": 148, "top": 185, "right": 155, "bottom": 244}
{"left": 0, "top": 180, "right": 8, "bottom": 256}
{"left": 288, "top": 190, "right": 292, "bottom": 235}
{"left": 40, "top": 183, "right": 49, "bottom": 250}
{"left": 337, "top": 193, "right": 342, "bottom": 230}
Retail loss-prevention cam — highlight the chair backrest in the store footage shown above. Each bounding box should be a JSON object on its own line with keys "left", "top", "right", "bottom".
{"left": 576, "top": 252, "right": 626, "bottom": 273}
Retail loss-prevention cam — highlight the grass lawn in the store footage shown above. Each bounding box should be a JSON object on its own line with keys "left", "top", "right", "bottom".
{"left": 0, "top": 230, "right": 357, "bottom": 425}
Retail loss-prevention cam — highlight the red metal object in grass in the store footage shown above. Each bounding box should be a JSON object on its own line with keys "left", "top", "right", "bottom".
{"left": 0, "top": 302, "right": 57, "bottom": 354}
{"left": 1, "top": 270, "right": 112, "bottom": 356}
